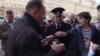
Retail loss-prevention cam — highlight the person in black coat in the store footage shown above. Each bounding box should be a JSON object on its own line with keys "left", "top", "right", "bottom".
{"left": 42, "top": 7, "right": 73, "bottom": 56}
{"left": 43, "top": 7, "right": 71, "bottom": 37}
{"left": 5, "top": 1, "right": 65, "bottom": 56}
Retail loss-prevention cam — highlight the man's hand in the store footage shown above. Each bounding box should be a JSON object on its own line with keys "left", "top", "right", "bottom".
{"left": 92, "top": 44, "right": 99, "bottom": 51}
{"left": 84, "top": 39, "right": 91, "bottom": 48}
{"left": 45, "top": 35, "right": 54, "bottom": 41}
{"left": 41, "top": 39, "right": 49, "bottom": 46}
{"left": 41, "top": 35, "right": 54, "bottom": 46}
{"left": 55, "top": 31, "right": 66, "bottom": 37}
{"left": 51, "top": 41, "right": 65, "bottom": 54}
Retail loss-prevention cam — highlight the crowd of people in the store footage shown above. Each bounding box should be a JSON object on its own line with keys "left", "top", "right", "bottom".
{"left": 0, "top": 0, "right": 100, "bottom": 56}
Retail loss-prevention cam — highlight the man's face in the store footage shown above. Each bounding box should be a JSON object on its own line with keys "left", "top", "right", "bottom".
{"left": 33, "top": 7, "right": 46, "bottom": 24}
{"left": 98, "top": 8, "right": 100, "bottom": 17}
{"left": 6, "top": 14, "right": 14, "bottom": 23}
{"left": 53, "top": 16, "right": 63, "bottom": 24}
{"left": 68, "top": 14, "right": 75, "bottom": 20}
{"left": 77, "top": 16, "right": 88, "bottom": 27}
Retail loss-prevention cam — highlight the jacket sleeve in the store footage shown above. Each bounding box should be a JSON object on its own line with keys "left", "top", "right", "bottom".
{"left": 0, "top": 23, "right": 10, "bottom": 40}
{"left": 0, "top": 31, "right": 10, "bottom": 40}
{"left": 46, "top": 49, "right": 57, "bottom": 56}
{"left": 91, "top": 30, "right": 100, "bottom": 44}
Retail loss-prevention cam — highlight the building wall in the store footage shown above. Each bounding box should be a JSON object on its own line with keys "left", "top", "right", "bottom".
{"left": 44, "top": 0, "right": 97, "bottom": 19}
{"left": 0, "top": 0, "right": 29, "bottom": 17}
{"left": 0, "top": 0, "right": 97, "bottom": 19}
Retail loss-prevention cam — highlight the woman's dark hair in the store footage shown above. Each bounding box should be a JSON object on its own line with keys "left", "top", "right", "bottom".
{"left": 94, "top": 46, "right": 100, "bottom": 56}
{"left": 77, "top": 12, "right": 91, "bottom": 24}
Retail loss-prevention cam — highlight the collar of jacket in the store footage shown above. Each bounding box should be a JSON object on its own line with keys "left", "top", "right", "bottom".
{"left": 22, "top": 12, "right": 43, "bottom": 34}
{"left": 54, "top": 22, "right": 65, "bottom": 26}
{"left": 78, "top": 24, "right": 97, "bottom": 38}
{"left": 78, "top": 24, "right": 95, "bottom": 32}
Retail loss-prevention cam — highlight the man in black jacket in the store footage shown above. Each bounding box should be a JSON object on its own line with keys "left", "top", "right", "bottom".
{"left": 43, "top": 7, "right": 71, "bottom": 37}
{"left": 5, "top": 1, "right": 65, "bottom": 56}
{"left": 0, "top": 10, "right": 14, "bottom": 52}
{"left": 42, "top": 7, "right": 72, "bottom": 56}
{"left": 43, "top": 7, "right": 71, "bottom": 46}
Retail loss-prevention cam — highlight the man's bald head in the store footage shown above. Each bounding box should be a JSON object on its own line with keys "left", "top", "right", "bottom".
{"left": 68, "top": 13, "right": 75, "bottom": 20}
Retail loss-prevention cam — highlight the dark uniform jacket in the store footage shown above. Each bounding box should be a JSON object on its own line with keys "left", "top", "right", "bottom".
{"left": 43, "top": 22, "right": 71, "bottom": 36}
{"left": 42, "top": 21, "right": 81, "bottom": 56}
{"left": 42, "top": 22, "right": 72, "bottom": 48}
{"left": 5, "top": 13, "right": 57, "bottom": 56}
